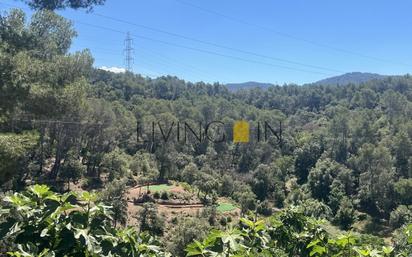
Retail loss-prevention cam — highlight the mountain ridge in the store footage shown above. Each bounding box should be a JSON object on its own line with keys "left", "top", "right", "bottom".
{"left": 226, "top": 72, "right": 388, "bottom": 91}
{"left": 312, "top": 72, "right": 387, "bottom": 86}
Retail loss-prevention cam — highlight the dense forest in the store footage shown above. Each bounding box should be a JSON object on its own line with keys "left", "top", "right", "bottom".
{"left": 1, "top": 1, "right": 412, "bottom": 256}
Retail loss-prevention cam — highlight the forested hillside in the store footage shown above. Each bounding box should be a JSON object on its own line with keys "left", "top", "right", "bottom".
{"left": 313, "top": 72, "right": 387, "bottom": 86}
{"left": 1, "top": 4, "right": 412, "bottom": 257}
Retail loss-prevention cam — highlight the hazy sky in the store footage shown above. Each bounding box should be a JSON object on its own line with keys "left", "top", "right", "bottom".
{"left": 2, "top": 0, "right": 412, "bottom": 84}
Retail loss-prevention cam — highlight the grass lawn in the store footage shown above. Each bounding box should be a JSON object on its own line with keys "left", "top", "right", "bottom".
{"left": 147, "top": 184, "right": 174, "bottom": 192}
{"left": 217, "top": 202, "right": 237, "bottom": 213}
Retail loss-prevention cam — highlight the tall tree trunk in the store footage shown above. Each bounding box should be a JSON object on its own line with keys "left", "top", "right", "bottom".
{"left": 50, "top": 153, "right": 61, "bottom": 180}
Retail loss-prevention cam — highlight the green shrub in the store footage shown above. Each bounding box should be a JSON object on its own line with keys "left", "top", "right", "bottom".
{"left": 186, "top": 207, "right": 401, "bottom": 257}
{"left": 180, "top": 182, "right": 193, "bottom": 192}
{"left": 390, "top": 205, "right": 412, "bottom": 229}
{"left": 219, "top": 216, "right": 227, "bottom": 226}
{"left": 138, "top": 203, "right": 165, "bottom": 236}
{"left": 257, "top": 200, "right": 273, "bottom": 216}
{"left": 171, "top": 217, "right": 178, "bottom": 225}
{"left": 161, "top": 191, "right": 169, "bottom": 200}
{"left": 333, "top": 197, "right": 356, "bottom": 230}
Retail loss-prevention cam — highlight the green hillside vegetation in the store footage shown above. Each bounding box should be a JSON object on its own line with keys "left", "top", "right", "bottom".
{"left": 1, "top": 3, "right": 412, "bottom": 257}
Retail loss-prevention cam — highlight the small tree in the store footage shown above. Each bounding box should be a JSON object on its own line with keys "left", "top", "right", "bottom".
{"left": 100, "top": 148, "right": 130, "bottom": 181}
{"left": 195, "top": 172, "right": 219, "bottom": 203}
{"left": 219, "top": 174, "right": 234, "bottom": 196}
{"left": 166, "top": 218, "right": 210, "bottom": 256}
{"left": 233, "top": 188, "right": 257, "bottom": 214}
{"left": 333, "top": 197, "right": 356, "bottom": 230}
{"left": 60, "top": 155, "right": 85, "bottom": 190}
{"left": 100, "top": 179, "right": 128, "bottom": 227}
{"left": 395, "top": 179, "right": 412, "bottom": 205}
{"left": 132, "top": 153, "right": 159, "bottom": 194}
{"left": 389, "top": 205, "right": 412, "bottom": 229}
{"left": 138, "top": 203, "right": 165, "bottom": 236}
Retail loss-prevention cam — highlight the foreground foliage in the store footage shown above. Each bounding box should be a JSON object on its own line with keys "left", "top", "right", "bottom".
{"left": 186, "top": 207, "right": 412, "bottom": 257}
{"left": 1, "top": 186, "right": 412, "bottom": 257}
{"left": 0, "top": 185, "right": 169, "bottom": 257}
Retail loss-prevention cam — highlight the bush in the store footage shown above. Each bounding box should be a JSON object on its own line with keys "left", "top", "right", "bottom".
{"left": 257, "top": 200, "right": 273, "bottom": 216}
{"left": 153, "top": 191, "right": 160, "bottom": 199}
{"left": 219, "top": 217, "right": 227, "bottom": 226}
{"left": 334, "top": 197, "right": 356, "bottom": 230}
{"left": 81, "top": 177, "right": 102, "bottom": 190}
{"left": 166, "top": 218, "right": 210, "bottom": 257}
{"left": 390, "top": 205, "right": 412, "bottom": 229}
{"left": 233, "top": 187, "right": 257, "bottom": 214}
{"left": 201, "top": 206, "right": 217, "bottom": 226}
{"left": 138, "top": 203, "right": 165, "bottom": 236}
{"left": 395, "top": 179, "right": 412, "bottom": 205}
{"left": 134, "top": 194, "right": 154, "bottom": 204}
{"left": 180, "top": 182, "right": 193, "bottom": 192}
{"left": 171, "top": 217, "right": 178, "bottom": 224}
{"left": 161, "top": 191, "right": 169, "bottom": 200}
{"left": 300, "top": 199, "right": 332, "bottom": 220}
{"left": 126, "top": 175, "right": 137, "bottom": 187}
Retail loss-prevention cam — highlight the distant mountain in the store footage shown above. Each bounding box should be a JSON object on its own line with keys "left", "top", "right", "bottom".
{"left": 314, "top": 72, "right": 386, "bottom": 86}
{"left": 227, "top": 73, "right": 387, "bottom": 90}
{"left": 226, "top": 81, "right": 273, "bottom": 91}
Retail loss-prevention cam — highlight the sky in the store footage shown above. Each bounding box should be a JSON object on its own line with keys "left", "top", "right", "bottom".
{"left": 1, "top": 0, "right": 412, "bottom": 84}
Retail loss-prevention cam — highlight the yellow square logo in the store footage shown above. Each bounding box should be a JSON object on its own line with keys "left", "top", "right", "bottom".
{"left": 233, "top": 120, "right": 250, "bottom": 143}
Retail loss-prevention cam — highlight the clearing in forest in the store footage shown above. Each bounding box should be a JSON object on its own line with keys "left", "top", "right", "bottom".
{"left": 146, "top": 184, "right": 174, "bottom": 192}
{"left": 217, "top": 202, "right": 237, "bottom": 213}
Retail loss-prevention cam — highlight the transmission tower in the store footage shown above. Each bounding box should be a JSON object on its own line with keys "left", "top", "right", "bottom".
{"left": 124, "top": 32, "right": 134, "bottom": 72}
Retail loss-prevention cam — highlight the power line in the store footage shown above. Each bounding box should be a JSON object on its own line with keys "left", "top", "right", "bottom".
{"left": 86, "top": 49, "right": 122, "bottom": 56}
{"left": 92, "top": 12, "right": 344, "bottom": 73}
{"left": 2, "top": 0, "right": 410, "bottom": 73}
{"left": 0, "top": 2, "right": 217, "bottom": 81}
{"left": 12, "top": 118, "right": 103, "bottom": 126}
{"left": 0, "top": 1, "right": 332, "bottom": 77}
{"left": 174, "top": 0, "right": 412, "bottom": 68}
{"left": 75, "top": 21, "right": 333, "bottom": 76}
{"left": 85, "top": 45, "right": 217, "bottom": 81}
{"left": 81, "top": 43, "right": 222, "bottom": 81}
{"left": 138, "top": 46, "right": 220, "bottom": 82}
